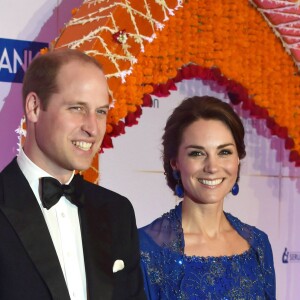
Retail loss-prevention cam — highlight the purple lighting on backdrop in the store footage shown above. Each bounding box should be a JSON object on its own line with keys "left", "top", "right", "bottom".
{"left": 0, "top": 0, "right": 83, "bottom": 171}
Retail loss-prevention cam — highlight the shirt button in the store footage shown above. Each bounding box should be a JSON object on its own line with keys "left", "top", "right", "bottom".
{"left": 61, "top": 212, "right": 65, "bottom": 218}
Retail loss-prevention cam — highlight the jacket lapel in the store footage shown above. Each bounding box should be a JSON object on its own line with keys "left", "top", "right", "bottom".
{"left": 0, "top": 159, "right": 70, "bottom": 300}
{"left": 79, "top": 192, "right": 114, "bottom": 300}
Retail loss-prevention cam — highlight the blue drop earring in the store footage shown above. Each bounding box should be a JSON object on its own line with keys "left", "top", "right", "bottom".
{"left": 231, "top": 182, "right": 239, "bottom": 196}
{"left": 173, "top": 170, "right": 184, "bottom": 198}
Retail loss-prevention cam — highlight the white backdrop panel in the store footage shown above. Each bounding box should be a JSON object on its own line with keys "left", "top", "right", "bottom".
{"left": 100, "top": 78, "right": 300, "bottom": 299}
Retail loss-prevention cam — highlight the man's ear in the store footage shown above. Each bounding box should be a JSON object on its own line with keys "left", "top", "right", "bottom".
{"left": 25, "top": 92, "right": 41, "bottom": 122}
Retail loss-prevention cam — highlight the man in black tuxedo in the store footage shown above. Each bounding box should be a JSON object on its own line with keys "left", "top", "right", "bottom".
{"left": 0, "top": 49, "right": 146, "bottom": 300}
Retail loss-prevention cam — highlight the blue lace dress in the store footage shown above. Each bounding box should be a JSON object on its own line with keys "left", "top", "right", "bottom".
{"left": 138, "top": 202, "right": 276, "bottom": 299}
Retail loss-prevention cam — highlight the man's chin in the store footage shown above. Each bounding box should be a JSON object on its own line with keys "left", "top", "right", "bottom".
{"left": 70, "top": 153, "right": 98, "bottom": 172}
{"left": 73, "top": 160, "right": 94, "bottom": 172}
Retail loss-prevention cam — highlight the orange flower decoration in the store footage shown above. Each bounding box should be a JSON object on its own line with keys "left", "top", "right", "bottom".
{"left": 51, "top": 0, "right": 300, "bottom": 182}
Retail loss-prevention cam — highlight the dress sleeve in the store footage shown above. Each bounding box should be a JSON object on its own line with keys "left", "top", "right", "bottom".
{"left": 225, "top": 213, "right": 276, "bottom": 299}
{"left": 261, "top": 233, "right": 276, "bottom": 300}
{"left": 138, "top": 205, "right": 184, "bottom": 300}
{"left": 138, "top": 229, "right": 161, "bottom": 300}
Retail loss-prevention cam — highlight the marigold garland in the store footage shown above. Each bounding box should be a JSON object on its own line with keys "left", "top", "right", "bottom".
{"left": 50, "top": 0, "right": 300, "bottom": 182}
{"left": 106, "top": 0, "right": 300, "bottom": 166}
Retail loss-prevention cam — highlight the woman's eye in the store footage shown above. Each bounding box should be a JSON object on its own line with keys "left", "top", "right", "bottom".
{"left": 188, "top": 151, "right": 204, "bottom": 157}
{"left": 219, "top": 149, "right": 232, "bottom": 156}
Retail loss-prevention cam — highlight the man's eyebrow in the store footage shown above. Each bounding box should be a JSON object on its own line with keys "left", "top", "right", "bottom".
{"left": 99, "top": 104, "right": 110, "bottom": 109}
{"left": 71, "top": 102, "right": 110, "bottom": 109}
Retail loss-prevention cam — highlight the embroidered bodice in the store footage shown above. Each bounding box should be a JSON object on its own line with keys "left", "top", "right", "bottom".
{"left": 139, "top": 203, "right": 276, "bottom": 299}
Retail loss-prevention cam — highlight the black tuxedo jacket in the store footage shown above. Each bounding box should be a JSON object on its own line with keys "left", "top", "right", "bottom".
{"left": 0, "top": 158, "right": 146, "bottom": 300}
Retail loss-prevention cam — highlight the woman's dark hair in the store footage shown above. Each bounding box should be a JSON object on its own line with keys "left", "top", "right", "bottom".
{"left": 162, "top": 95, "right": 246, "bottom": 194}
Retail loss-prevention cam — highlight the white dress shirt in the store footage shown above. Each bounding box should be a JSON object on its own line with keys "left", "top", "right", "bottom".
{"left": 17, "top": 149, "right": 87, "bottom": 300}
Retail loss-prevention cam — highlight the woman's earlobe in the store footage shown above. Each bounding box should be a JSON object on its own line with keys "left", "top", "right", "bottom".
{"left": 170, "top": 159, "right": 177, "bottom": 170}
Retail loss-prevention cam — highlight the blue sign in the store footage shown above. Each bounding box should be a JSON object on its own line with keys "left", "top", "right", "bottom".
{"left": 0, "top": 38, "right": 48, "bottom": 83}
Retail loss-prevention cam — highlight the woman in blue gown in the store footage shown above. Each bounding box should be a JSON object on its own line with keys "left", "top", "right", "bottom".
{"left": 139, "top": 96, "right": 276, "bottom": 299}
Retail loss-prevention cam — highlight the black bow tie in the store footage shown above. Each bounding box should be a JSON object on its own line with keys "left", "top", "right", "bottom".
{"left": 40, "top": 174, "right": 85, "bottom": 210}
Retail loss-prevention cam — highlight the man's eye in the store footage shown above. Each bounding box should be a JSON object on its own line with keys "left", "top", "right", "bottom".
{"left": 97, "top": 109, "right": 108, "bottom": 115}
{"left": 70, "top": 106, "right": 83, "bottom": 111}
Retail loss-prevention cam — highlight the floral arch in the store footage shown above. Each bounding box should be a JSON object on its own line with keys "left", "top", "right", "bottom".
{"left": 50, "top": 0, "right": 300, "bottom": 183}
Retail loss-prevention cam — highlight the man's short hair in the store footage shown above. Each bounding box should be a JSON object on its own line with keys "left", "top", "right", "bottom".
{"left": 22, "top": 49, "right": 103, "bottom": 111}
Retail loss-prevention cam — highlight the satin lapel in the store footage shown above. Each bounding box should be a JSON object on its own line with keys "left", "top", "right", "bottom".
{"left": 0, "top": 159, "right": 70, "bottom": 300}
{"left": 79, "top": 191, "right": 113, "bottom": 300}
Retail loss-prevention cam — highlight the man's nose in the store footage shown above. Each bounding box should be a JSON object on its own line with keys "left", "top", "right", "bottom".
{"left": 82, "top": 113, "right": 99, "bottom": 137}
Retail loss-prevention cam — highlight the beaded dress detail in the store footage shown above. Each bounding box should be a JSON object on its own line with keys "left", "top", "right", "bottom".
{"left": 139, "top": 202, "right": 276, "bottom": 300}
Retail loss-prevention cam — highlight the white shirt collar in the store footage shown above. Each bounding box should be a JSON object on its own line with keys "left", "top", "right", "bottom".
{"left": 16, "top": 148, "right": 74, "bottom": 204}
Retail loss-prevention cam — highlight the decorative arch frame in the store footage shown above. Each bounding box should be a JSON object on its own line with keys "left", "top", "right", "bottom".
{"left": 51, "top": 0, "right": 300, "bottom": 182}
